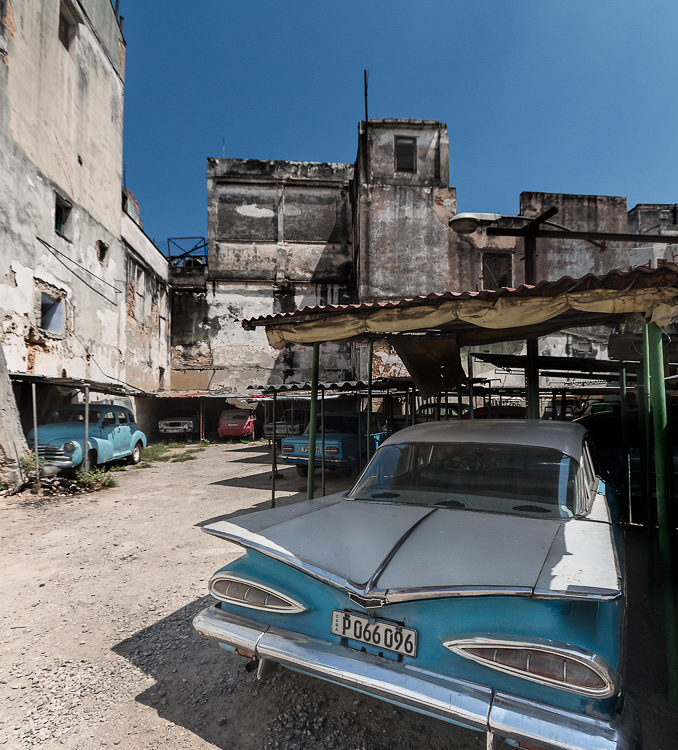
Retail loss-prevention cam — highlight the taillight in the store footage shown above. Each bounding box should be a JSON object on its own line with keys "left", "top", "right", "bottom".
{"left": 282, "top": 445, "right": 293, "bottom": 453}
{"left": 444, "top": 638, "right": 616, "bottom": 697}
{"left": 326, "top": 447, "right": 339, "bottom": 455}
{"left": 209, "top": 574, "right": 306, "bottom": 613}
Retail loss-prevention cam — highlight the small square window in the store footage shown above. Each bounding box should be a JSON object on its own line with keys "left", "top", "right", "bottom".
{"left": 55, "top": 194, "right": 72, "bottom": 239}
{"left": 40, "top": 292, "right": 65, "bottom": 334}
{"left": 58, "top": 1, "right": 77, "bottom": 50}
{"left": 482, "top": 253, "right": 512, "bottom": 290}
{"left": 394, "top": 136, "right": 417, "bottom": 173}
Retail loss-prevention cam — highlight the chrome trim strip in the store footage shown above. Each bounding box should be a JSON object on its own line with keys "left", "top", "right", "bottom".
{"left": 193, "top": 606, "right": 640, "bottom": 750}
{"left": 490, "top": 691, "right": 641, "bottom": 750}
{"left": 209, "top": 573, "right": 307, "bottom": 614}
{"left": 192, "top": 607, "right": 268, "bottom": 654}
{"left": 444, "top": 636, "right": 619, "bottom": 698}
{"left": 194, "top": 605, "right": 491, "bottom": 730}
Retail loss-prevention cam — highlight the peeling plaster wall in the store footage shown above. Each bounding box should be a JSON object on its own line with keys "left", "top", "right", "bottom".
{"left": 356, "top": 120, "right": 455, "bottom": 301}
{"left": 0, "top": 2, "right": 170, "bottom": 404}
{"left": 0, "top": 0, "right": 127, "bottom": 386}
{"left": 121, "top": 210, "right": 170, "bottom": 392}
{"left": 179, "top": 158, "right": 356, "bottom": 391}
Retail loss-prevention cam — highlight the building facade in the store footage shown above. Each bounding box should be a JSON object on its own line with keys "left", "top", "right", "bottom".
{"left": 0, "top": 0, "right": 170, "bottom": 481}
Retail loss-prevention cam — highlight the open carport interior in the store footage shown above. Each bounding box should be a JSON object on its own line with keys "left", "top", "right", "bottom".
{"left": 242, "top": 262, "right": 678, "bottom": 707}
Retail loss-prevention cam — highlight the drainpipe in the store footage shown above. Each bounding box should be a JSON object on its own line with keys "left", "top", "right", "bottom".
{"left": 647, "top": 322, "right": 678, "bottom": 704}
{"left": 306, "top": 343, "right": 319, "bottom": 500}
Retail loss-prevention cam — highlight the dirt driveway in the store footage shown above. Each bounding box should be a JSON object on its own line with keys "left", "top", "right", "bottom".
{"left": 0, "top": 443, "right": 485, "bottom": 750}
{"left": 1, "top": 442, "right": 676, "bottom": 749}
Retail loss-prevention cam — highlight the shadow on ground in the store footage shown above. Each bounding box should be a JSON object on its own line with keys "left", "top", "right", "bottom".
{"left": 111, "top": 598, "right": 482, "bottom": 750}
{"left": 624, "top": 525, "right": 678, "bottom": 747}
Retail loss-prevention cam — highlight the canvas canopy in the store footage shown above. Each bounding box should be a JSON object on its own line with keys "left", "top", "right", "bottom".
{"left": 242, "top": 265, "right": 678, "bottom": 396}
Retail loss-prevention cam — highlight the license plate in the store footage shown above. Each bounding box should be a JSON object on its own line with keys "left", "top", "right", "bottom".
{"left": 228, "top": 423, "right": 238, "bottom": 426}
{"left": 331, "top": 610, "right": 417, "bottom": 657}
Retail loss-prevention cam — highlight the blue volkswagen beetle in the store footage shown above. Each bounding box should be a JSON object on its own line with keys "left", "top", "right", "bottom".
{"left": 27, "top": 404, "right": 147, "bottom": 471}
{"left": 194, "top": 420, "right": 640, "bottom": 749}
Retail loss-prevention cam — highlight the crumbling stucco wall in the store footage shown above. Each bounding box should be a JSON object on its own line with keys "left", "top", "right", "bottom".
{"left": 355, "top": 120, "right": 456, "bottom": 301}
{"left": 0, "top": 343, "right": 26, "bottom": 486}
{"left": 175, "top": 158, "right": 356, "bottom": 391}
{"left": 121, "top": 209, "right": 170, "bottom": 392}
{"left": 0, "top": 0, "right": 128, "bottom": 385}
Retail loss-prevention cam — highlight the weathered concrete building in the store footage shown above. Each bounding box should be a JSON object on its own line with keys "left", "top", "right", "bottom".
{"left": 170, "top": 159, "right": 356, "bottom": 391}
{"left": 0, "top": 0, "right": 170, "bottom": 472}
{"left": 196, "top": 118, "right": 678, "bottom": 391}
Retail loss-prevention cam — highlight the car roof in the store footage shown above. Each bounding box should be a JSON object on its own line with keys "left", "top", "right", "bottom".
{"left": 381, "top": 420, "right": 588, "bottom": 461}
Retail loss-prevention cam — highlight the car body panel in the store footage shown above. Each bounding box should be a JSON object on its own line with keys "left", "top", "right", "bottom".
{"left": 27, "top": 405, "right": 146, "bottom": 469}
{"left": 158, "top": 417, "right": 196, "bottom": 434}
{"left": 195, "top": 420, "right": 637, "bottom": 749}
{"left": 280, "top": 412, "right": 388, "bottom": 471}
{"left": 218, "top": 409, "right": 257, "bottom": 438}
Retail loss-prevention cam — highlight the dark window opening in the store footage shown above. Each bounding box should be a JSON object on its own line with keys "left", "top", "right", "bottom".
{"left": 96, "top": 240, "right": 109, "bottom": 263}
{"left": 394, "top": 136, "right": 417, "bottom": 173}
{"left": 482, "top": 253, "right": 512, "bottom": 290}
{"left": 55, "top": 194, "right": 72, "bottom": 239}
{"left": 40, "top": 292, "right": 65, "bottom": 334}
{"left": 58, "top": 2, "right": 77, "bottom": 50}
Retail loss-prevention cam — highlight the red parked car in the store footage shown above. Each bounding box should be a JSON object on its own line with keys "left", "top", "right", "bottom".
{"left": 217, "top": 409, "right": 257, "bottom": 440}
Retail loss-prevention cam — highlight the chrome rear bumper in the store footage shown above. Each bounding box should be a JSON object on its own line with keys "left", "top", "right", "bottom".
{"left": 193, "top": 605, "right": 641, "bottom": 750}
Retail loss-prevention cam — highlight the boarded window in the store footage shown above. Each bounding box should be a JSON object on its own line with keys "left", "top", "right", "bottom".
{"left": 40, "top": 292, "right": 65, "bottom": 334}
{"left": 394, "top": 136, "right": 417, "bottom": 173}
{"left": 482, "top": 253, "right": 512, "bottom": 290}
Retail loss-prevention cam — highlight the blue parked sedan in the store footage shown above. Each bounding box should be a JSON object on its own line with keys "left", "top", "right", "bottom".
{"left": 27, "top": 404, "right": 147, "bottom": 471}
{"left": 194, "top": 420, "right": 640, "bottom": 750}
{"left": 280, "top": 411, "right": 388, "bottom": 476}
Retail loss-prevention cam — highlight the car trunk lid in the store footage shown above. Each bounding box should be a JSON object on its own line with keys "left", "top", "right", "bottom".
{"left": 202, "top": 498, "right": 621, "bottom": 601}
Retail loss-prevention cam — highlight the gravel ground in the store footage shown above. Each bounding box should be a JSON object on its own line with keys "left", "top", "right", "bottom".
{"left": 0, "top": 442, "right": 676, "bottom": 749}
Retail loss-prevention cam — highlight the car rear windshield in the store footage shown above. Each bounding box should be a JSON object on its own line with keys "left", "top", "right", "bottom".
{"left": 51, "top": 407, "right": 103, "bottom": 423}
{"left": 348, "top": 442, "right": 580, "bottom": 518}
{"left": 222, "top": 412, "right": 248, "bottom": 420}
{"left": 304, "top": 415, "right": 357, "bottom": 434}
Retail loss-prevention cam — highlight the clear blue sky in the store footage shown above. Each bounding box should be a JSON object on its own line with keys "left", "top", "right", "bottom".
{"left": 122, "top": 0, "right": 678, "bottom": 250}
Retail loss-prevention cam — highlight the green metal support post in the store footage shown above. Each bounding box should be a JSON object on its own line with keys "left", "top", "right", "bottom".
{"left": 647, "top": 322, "right": 678, "bottom": 704}
{"left": 366, "top": 340, "right": 373, "bottom": 460}
{"left": 306, "top": 343, "right": 320, "bottom": 500}
{"left": 619, "top": 364, "right": 631, "bottom": 522}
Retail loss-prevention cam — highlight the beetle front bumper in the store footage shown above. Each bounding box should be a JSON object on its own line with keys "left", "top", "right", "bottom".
{"left": 193, "top": 606, "right": 640, "bottom": 750}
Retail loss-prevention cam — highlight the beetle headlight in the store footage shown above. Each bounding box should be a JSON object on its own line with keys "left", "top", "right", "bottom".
{"left": 63, "top": 441, "right": 77, "bottom": 452}
{"left": 444, "top": 637, "right": 617, "bottom": 697}
{"left": 209, "top": 574, "right": 307, "bottom": 613}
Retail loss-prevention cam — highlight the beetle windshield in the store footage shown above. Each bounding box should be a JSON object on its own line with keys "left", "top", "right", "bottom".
{"left": 51, "top": 406, "right": 103, "bottom": 423}
{"left": 349, "top": 442, "right": 580, "bottom": 518}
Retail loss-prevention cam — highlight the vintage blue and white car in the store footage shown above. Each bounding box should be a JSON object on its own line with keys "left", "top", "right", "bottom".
{"left": 193, "top": 421, "right": 640, "bottom": 749}
{"left": 27, "top": 404, "right": 147, "bottom": 471}
{"left": 280, "top": 411, "right": 388, "bottom": 476}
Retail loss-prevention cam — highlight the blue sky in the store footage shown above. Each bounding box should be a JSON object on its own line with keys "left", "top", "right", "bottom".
{"left": 122, "top": 0, "right": 678, "bottom": 250}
